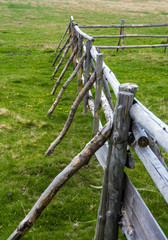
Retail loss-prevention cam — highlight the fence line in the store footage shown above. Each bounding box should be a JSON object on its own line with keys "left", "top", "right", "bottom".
{"left": 8, "top": 16, "right": 168, "bottom": 240}
{"left": 79, "top": 23, "right": 168, "bottom": 28}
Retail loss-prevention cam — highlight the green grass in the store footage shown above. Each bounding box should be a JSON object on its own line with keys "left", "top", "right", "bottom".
{"left": 0, "top": 0, "right": 168, "bottom": 239}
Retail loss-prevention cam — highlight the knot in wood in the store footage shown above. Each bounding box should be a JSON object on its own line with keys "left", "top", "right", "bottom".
{"left": 107, "top": 210, "right": 112, "bottom": 217}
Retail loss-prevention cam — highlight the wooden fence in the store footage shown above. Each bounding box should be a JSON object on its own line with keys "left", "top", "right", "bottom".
{"left": 8, "top": 16, "right": 168, "bottom": 240}
{"left": 79, "top": 20, "right": 168, "bottom": 53}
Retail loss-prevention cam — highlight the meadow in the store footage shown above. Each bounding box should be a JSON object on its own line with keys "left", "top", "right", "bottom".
{"left": 0, "top": 0, "right": 168, "bottom": 239}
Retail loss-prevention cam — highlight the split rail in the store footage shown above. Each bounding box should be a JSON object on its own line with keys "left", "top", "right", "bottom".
{"left": 8, "top": 16, "right": 168, "bottom": 240}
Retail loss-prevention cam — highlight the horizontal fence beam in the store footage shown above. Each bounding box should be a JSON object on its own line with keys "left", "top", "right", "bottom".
{"left": 95, "top": 44, "right": 168, "bottom": 49}
{"left": 90, "top": 45, "right": 168, "bottom": 154}
{"left": 74, "top": 24, "right": 94, "bottom": 41}
{"left": 92, "top": 34, "right": 168, "bottom": 38}
{"left": 79, "top": 23, "right": 168, "bottom": 28}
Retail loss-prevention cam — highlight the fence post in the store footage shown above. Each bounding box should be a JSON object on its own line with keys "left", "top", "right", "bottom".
{"left": 121, "top": 19, "right": 125, "bottom": 53}
{"left": 83, "top": 40, "right": 92, "bottom": 115}
{"left": 164, "top": 37, "right": 168, "bottom": 52}
{"left": 77, "top": 35, "right": 83, "bottom": 93}
{"left": 94, "top": 83, "right": 138, "bottom": 240}
{"left": 93, "top": 53, "right": 103, "bottom": 135}
{"left": 73, "top": 29, "right": 78, "bottom": 69}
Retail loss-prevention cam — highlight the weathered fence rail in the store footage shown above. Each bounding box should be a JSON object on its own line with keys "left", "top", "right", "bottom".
{"left": 8, "top": 16, "right": 168, "bottom": 240}
{"left": 79, "top": 20, "right": 168, "bottom": 52}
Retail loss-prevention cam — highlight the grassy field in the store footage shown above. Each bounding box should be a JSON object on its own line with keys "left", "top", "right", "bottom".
{"left": 0, "top": 0, "right": 168, "bottom": 239}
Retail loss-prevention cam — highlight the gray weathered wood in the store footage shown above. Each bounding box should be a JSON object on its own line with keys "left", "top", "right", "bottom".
{"left": 51, "top": 46, "right": 78, "bottom": 95}
{"left": 93, "top": 53, "right": 103, "bottom": 136}
{"left": 54, "top": 24, "right": 70, "bottom": 55}
{"left": 83, "top": 40, "right": 92, "bottom": 115}
{"left": 164, "top": 37, "right": 168, "bottom": 52}
{"left": 148, "top": 135, "right": 168, "bottom": 171}
{"left": 121, "top": 19, "right": 125, "bottom": 53}
{"left": 8, "top": 120, "right": 112, "bottom": 240}
{"left": 73, "top": 23, "right": 94, "bottom": 41}
{"left": 47, "top": 53, "right": 86, "bottom": 115}
{"left": 91, "top": 59, "right": 114, "bottom": 112}
{"left": 92, "top": 34, "right": 168, "bottom": 38}
{"left": 52, "top": 34, "right": 71, "bottom": 67}
{"left": 79, "top": 23, "right": 168, "bottom": 28}
{"left": 132, "top": 122, "right": 149, "bottom": 148}
{"left": 130, "top": 103, "right": 168, "bottom": 154}
{"left": 95, "top": 84, "right": 136, "bottom": 240}
{"left": 95, "top": 44, "right": 168, "bottom": 49}
{"left": 121, "top": 174, "right": 167, "bottom": 240}
{"left": 45, "top": 72, "right": 96, "bottom": 155}
{"left": 77, "top": 35, "right": 83, "bottom": 92}
{"left": 80, "top": 73, "right": 111, "bottom": 168}
{"left": 90, "top": 45, "right": 168, "bottom": 154}
{"left": 131, "top": 141, "right": 168, "bottom": 204}
{"left": 52, "top": 38, "right": 73, "bottom": 78}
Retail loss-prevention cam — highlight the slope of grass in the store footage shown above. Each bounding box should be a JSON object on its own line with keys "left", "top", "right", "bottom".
{"left": 0, "top": 0, "right": 168, "bottom": 239}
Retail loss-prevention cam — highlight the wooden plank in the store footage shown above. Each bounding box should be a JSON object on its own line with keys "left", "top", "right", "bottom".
{"left": 121, "top": 175, "right": 167, "bottom": 240}
{"left": 96, "top": 44, "right": 168, "bottom": 49}
{"left": 131, "top": 142, "right": 168, "bottom": 204}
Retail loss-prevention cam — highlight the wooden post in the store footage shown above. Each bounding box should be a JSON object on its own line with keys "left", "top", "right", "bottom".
{"left": 94, "top": 83, "right": 138, "bottom": 240}
{"left": 116, "top": 27, "right": 122, "bottom": 53}
{"left": 83, "top": 40, "right": 92, "bottom": 115}
{"left": 93, "top": 53, "right": 103, "bottom": 135}
{"left": 121, "top": 19, "right": 125, "bottom": 53}
{"left": 164, "top": 37, "right": 168, "bottom": 52}
{"left": 73, "top": 31, "right": 78, "bottom": 69}
{"left": 77, "top": 35, "right": 83, "bottom": 93}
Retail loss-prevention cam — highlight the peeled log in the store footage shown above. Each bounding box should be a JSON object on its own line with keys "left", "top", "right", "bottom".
{"left": 45, "top": 72, "right": 96, "bottom": 155}
{"left": 7, "top": 120, "right": 112, "bottom": 240}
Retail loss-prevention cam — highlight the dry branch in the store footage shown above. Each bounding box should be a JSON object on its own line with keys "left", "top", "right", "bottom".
{"left": 51, "top": 46, "right": 78, "bottom": 95}
{"left": 52, "top": 38, "right": 73, "bottom": 77}
{"left": 47, "top": 52, "right": 86, "bottom": 115}
{"left": 52, "top": 34, "right": 71, "bottom": 67}
{"left": 54, "top": 24, "right": 70, "bottom": 55}
{"left": 45, "top": 72, "right": 96, "bottom": 155}
{"left": 8, "top": 120, "right": 112, "bottom": 240}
